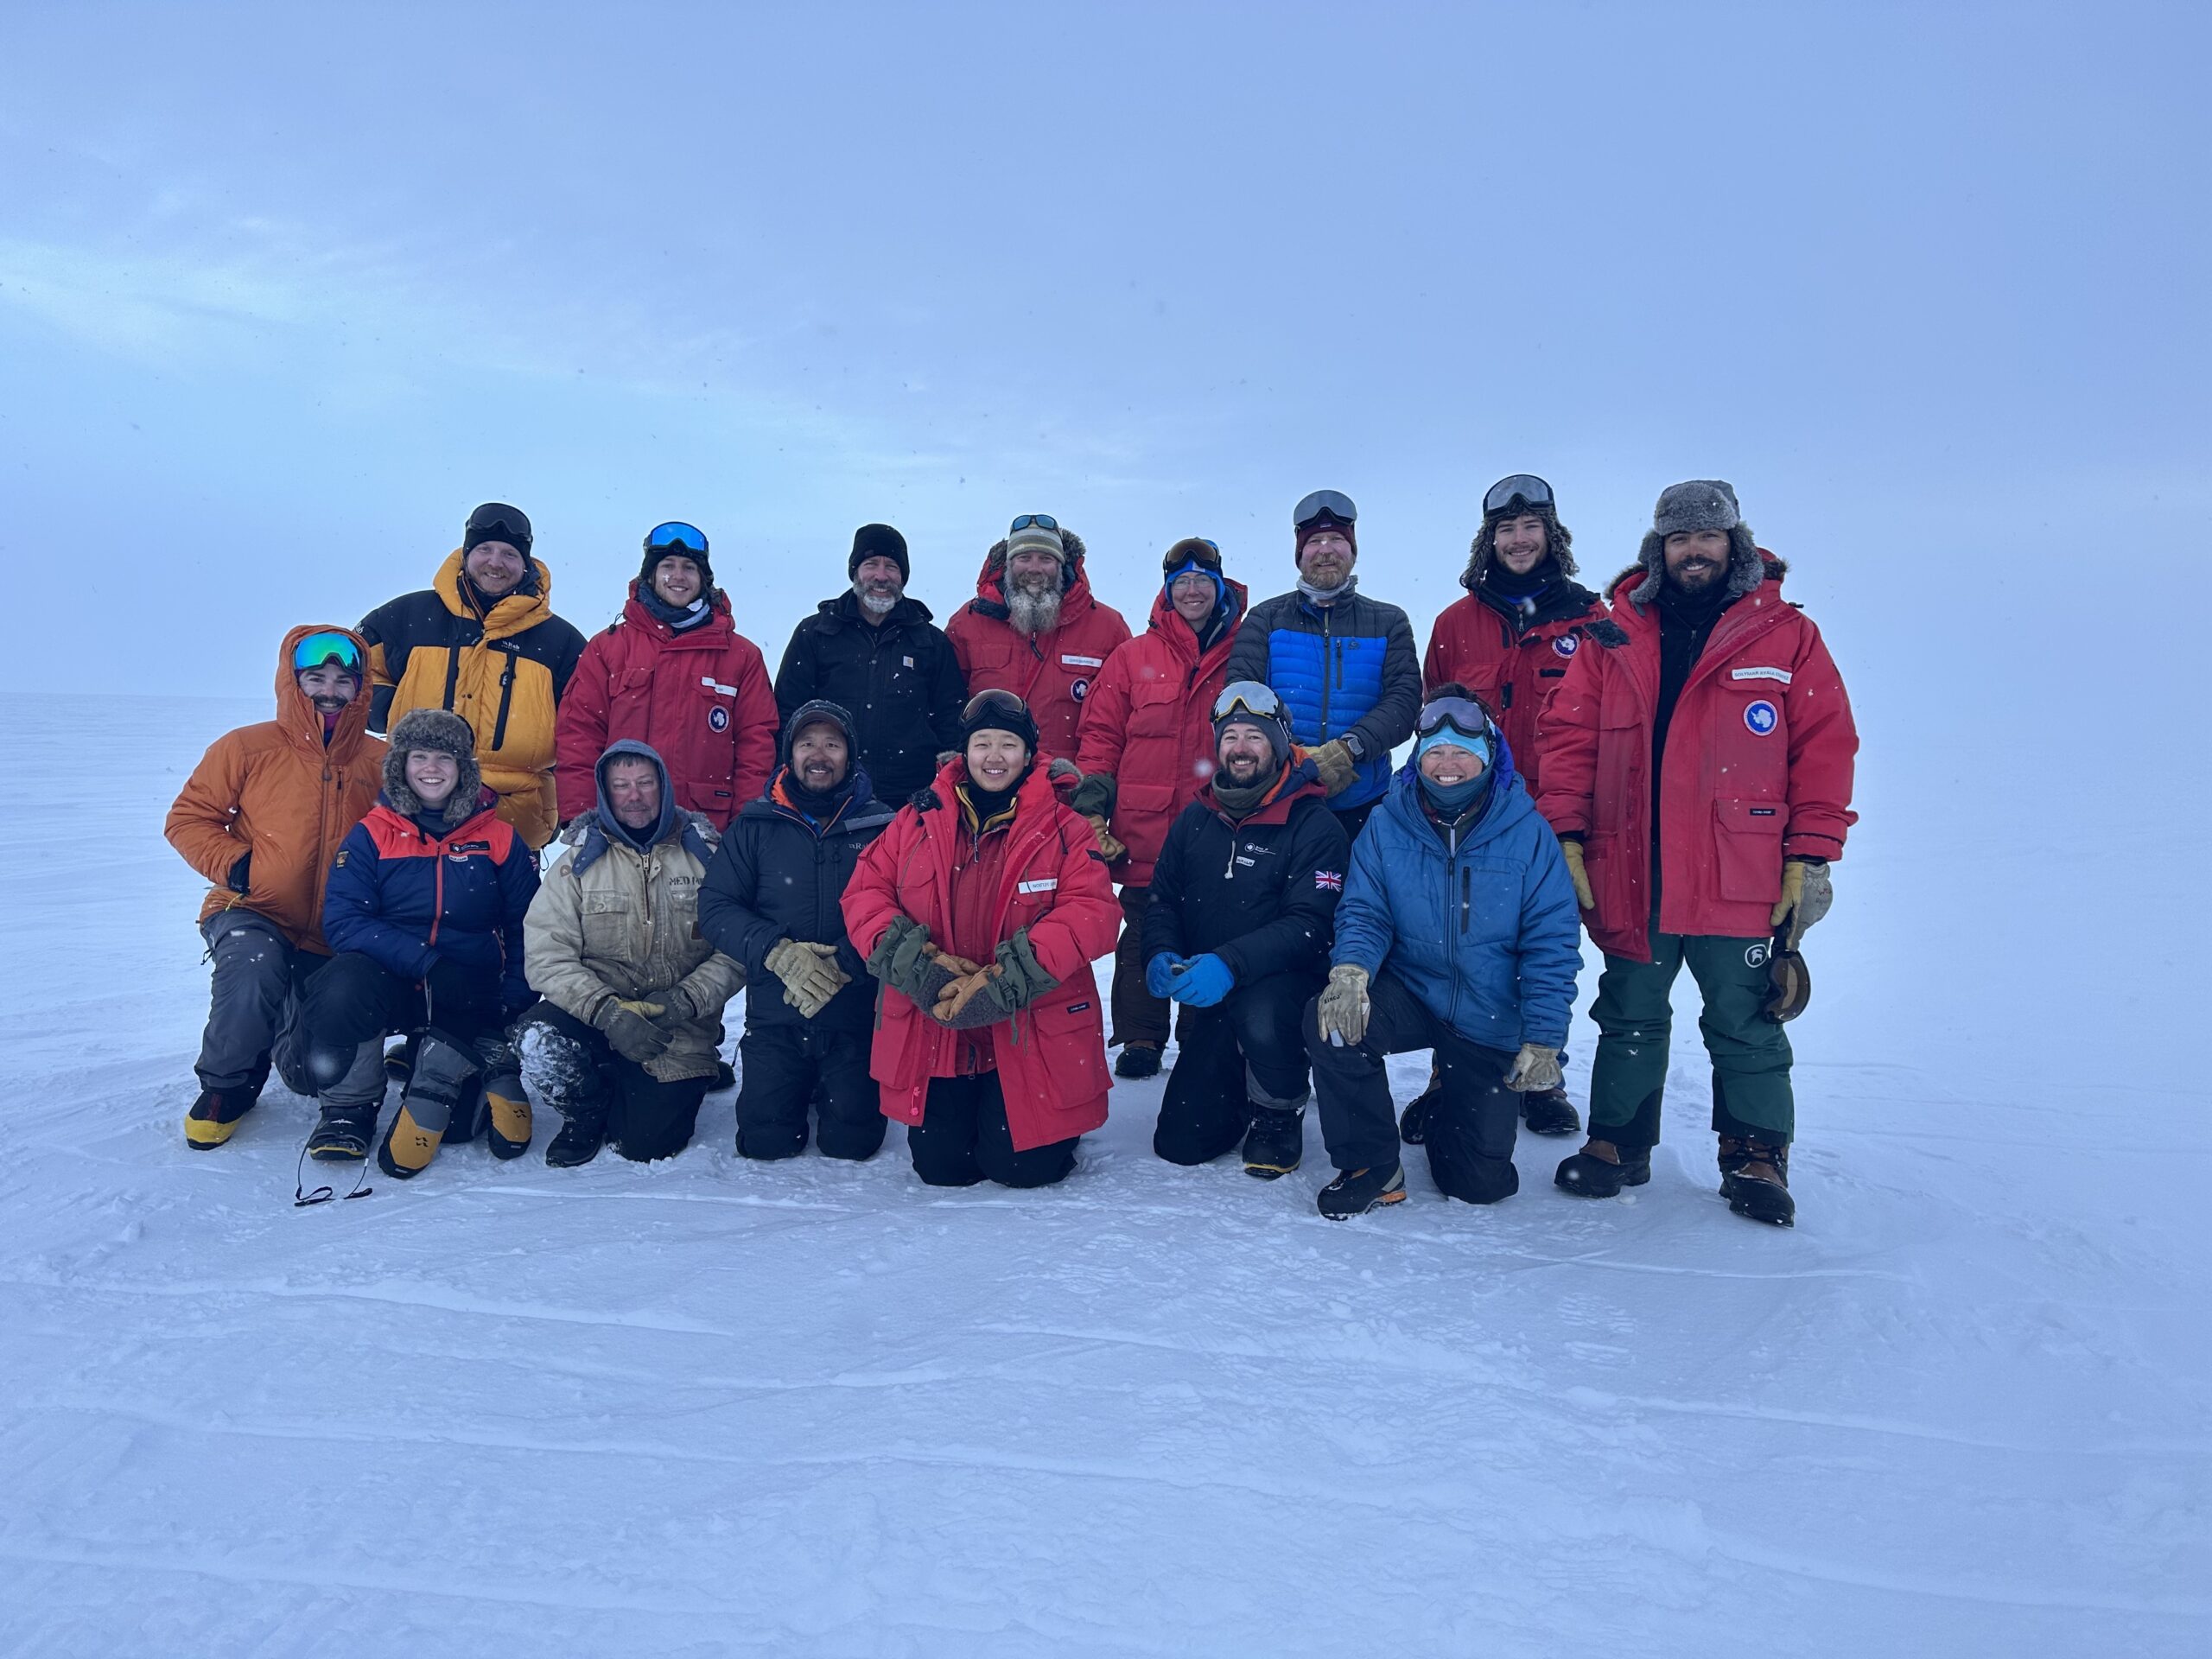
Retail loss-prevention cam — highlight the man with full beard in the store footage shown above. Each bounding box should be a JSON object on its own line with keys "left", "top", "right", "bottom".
{"left": 944, "top": 514, "right": 1131, "bottom": 762}
{"left": 774, "top": 524, "right": 966, "bottom": 805}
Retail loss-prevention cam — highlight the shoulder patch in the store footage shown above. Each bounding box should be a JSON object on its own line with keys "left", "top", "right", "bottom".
{"left": 1586, "top": 619, "right": 1630, "bottom": 649}
{"left": 334, "top": 849, "right": 348, "bottom": 867}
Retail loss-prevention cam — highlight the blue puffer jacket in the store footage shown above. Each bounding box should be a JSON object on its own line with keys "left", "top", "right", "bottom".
{"left": 1224, "top": 584, "right": 1421, "bottom": 808}
{"left": 1329, "top": 740, "right": 1582, "bottom": 1051}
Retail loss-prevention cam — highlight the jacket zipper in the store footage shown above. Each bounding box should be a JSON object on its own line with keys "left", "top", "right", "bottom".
{"left": 427, "top": 828, "right": 446, "bottom": 948}
{"left": 1317, "top": 608, "right": 1334, "bottom": 734}
{"left": 490, "top": 645, "right": 518, "bottom": 749}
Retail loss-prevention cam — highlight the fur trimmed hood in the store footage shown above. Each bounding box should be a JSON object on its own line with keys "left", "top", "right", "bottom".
{"left": 971, "top": 527, "right": 1094, "bottom": 615}
{"left": 1463, "top": 502, "right": 1578, "bottom": 588}
{"left": 382, "top": 708, "right": 484, "bottom": 830}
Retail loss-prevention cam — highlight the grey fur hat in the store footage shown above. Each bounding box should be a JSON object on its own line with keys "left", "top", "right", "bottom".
{"left": 1629, "top": 479, "right": 1765, "bottom": 606}
{"left": 384, "top": 708, "right": 483, "bottom": 829}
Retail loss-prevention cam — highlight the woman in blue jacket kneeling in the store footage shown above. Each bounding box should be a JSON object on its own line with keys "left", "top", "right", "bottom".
{"left": 1303, "top": 685, "right": 1582, "bottom": 1218}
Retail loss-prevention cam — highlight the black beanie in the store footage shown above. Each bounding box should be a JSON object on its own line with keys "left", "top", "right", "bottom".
{"left": 463, "top": 502, "right": 531, "bottom": 556}
{"left": 849, "top": 523, "right": 910, "bottom": 582}
{"left": 959, "top": 691, "right": 1039, "bottom": 753}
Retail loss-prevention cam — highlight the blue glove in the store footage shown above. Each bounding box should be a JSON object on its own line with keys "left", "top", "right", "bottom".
{"left": 1145, "top": 953, "right": 1185, "bottom": 998}
{"left": 1169, "top": 953, "right": 1235, "bottom": 1007}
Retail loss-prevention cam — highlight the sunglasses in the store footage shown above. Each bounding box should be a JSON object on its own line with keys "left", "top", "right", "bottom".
{"left": 1008, "top": 513, "right": 1058, "bottom": 534}
{"left": 291, "top": 631, "right": 363, "bottom": 675}
{"left": 1484, "top": 474, "right": 1554, "bottom": 516}
{"left": 1211, "top": 680, "right": 1286, "bottom": 724}
{"left": 1294, "top": 489, "right": 1357, "bottom": 529}
{"left": 1415, "top": 694, "right": 1497, "bottom": 741}
{"left": 645, "top": 521, "right": 709, "bottom": 554}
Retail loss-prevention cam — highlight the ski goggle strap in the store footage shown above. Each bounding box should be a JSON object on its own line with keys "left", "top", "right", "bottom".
{"left": 1008, "top": 513, "right": 1058, "bottom": 533}
{"left": 1414, "top": 694, "right": 1497, "bottom": 741}
{"left": 1211, "top": 680, "right": 1285, "bottom": 724}
{"left": 292, "top": 631, "right": 363, "bottom": 675}
{"left": 1483, "top": 474, "right": 1555, "bottom": 516}
{"left": 645, "top": 521, "right": 709, "bottom": 554}
{"left": 961, "top": 688, "right": 1029, "bottom": 722}
{"left": 465, "top": 504, "right": 531, "bottom": 543}
{"left": 1293, "top": 489, "right": 1357, "bottom": 529}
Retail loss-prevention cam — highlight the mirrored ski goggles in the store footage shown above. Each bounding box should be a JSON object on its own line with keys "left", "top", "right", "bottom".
{"left": 1008, "top": 513, "right": 1058, "bottom": 534}
{"left": 1415, "top": 695, "right": 1496, "bottom": 742}
{"left": 1211, "top": 681, "right": 1286, "bottom": 724}
{"left": 961, "top": 688, "right": 1031, "bottom": 722}
{"left": 465, "top": 505, "right": 531, "bottom": 543}
{"left": 291, "top": 631, "right": 363, "bottom": 675}
{"left": 1293, "top": 489, "right": 1357, "bottom": 529}
{"left": 1483, "top": 474, "right": 1554, "bottom": 516}
{"left": 645, "top": 521, "right": 709, "bottom": 554}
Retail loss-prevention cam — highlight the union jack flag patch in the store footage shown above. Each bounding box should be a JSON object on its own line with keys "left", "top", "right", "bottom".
{"left": 1314, "top": 869, "right": 1344, "bottom": 892}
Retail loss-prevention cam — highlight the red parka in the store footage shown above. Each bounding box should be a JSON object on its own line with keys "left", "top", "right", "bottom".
{"left": 842, "top": 757, "right": 1121, "bottom": 1151}
{"left": 1423, "top": 579, "right": 1601, "bottom": 801}
{"left": 555, "top": 585, "right": 778, "bottom": 830}
{"left": 945, "top": 532, "right": 1132, "bottom": 763}
{"left": 1535, "top": 559, "right": 1858, "bottom": 962}
{"left": 1075, "top": 580, "right": 1248, "bottom": 885}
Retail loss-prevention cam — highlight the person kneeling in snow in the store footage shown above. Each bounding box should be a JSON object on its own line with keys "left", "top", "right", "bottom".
{"left": 164, "top": 626, "right": 389, "bottom": 1149}
{"left": 1141, "top": 682, "right": 1347, "bottom": 1177}
{"left": 698, "top": 702, "right": 897, "bottom": 1161}
{"left": 842, "top": 691, "right": 1120, "bottom": 1189}
{"left": 519, "top": 741, "right": 746, "bottom": 1166}
{"left": 300, "top": 709, "right": 539, "bottom": 1177}
{"left": 1304, "top": 688, "right": 1582, "bottom": 1218}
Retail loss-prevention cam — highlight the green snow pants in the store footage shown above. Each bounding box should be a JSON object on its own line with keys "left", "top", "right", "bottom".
{"left": 1586, "top": 893, "right": 1795, "bottom": 1149}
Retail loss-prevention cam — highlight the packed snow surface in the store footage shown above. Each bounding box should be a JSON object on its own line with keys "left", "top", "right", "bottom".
{"left": 0, "top": 691, "right": 2204, "bottom": 1657}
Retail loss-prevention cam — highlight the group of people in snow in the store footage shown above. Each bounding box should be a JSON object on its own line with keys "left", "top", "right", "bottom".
{"left": 166, "top": 476, "right": 1857, "bottom": 1226}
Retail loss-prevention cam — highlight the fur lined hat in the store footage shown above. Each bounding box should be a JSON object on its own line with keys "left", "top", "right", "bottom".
{"left": 1465, "top": 501, "right": 1577, "bottom": 588}
{"left": 383, "top": 708, "right": 483, "bottom": 830}
{"left": 1628, "top": 480, "right": 1766, "bottom": 606}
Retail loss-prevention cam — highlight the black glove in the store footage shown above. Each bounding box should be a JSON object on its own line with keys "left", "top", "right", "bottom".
{"left": 226, "top": 852, "right": 251, "bottom": 894}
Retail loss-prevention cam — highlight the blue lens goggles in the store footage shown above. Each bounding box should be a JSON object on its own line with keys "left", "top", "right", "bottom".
{"left": 645, "top": 521, "right": 709, "bottom": 554}
{"left": 292, "top": 631, "right": 363, "bottom": 675}
{"left": 1008, "top": 513, "right": 1058, "bottom": 534}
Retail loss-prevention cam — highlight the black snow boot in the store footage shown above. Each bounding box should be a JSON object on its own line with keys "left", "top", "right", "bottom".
{"left": 1399, "top": 1066, "right": 1441, "bottom": 1145}
{"left": 1554, "top": 1139, "right": 1651, "bottom": 1198}
{"left": 1115, "top": 1042, "right": 1163, "bottom": 1080}
{"left": 1242, "top": 1106, "right": 1304, "bottom": 1179}
{"left": 1318, "top": 1162, "right": 1407, "bottom": 1219}
{"left": 306, "top": 1099, "right": 378, "bottom": 1163}
{"left": 545, "top": 1111, "right": 607, "bottom": 1169}
{"left": 1519, "top": 1085, "right": 1581, "bottom": 1137}
{"left": 1722, "top": 1137, "right": 1795, "bottom": 1227}
{"left": 186, "top": 1055, "right": 270, "bottom": 1150}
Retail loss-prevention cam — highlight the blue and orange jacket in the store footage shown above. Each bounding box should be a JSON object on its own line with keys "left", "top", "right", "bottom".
{"left": 323, "top": 787, "right": 539, "bottom": 1010}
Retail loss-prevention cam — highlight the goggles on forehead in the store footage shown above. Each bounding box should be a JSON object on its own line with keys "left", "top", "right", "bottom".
{"left": 1008, "top": 513, "right": 1058, "bottom": 534}
{"left": 1484, "top": 474, "right": 1554, "bottom": 516}
{"left": 645, "top": 521, "right": 709, "bottom": 555}
{"left": 1294, "top": 489, "right": 1357, "bottom": 530}
{"left": 1211, "top": 681, "right": 1286, "bottom": 724}
{"left": 962, "top": 688, "right": 1029, "bottom": 722}
{"left": 465, "top": 505, "right": 530, "bottom": 543}
{"left": 292, "top": 631, "right": 363, "bottom": 675}
{"left": 1414, "top": 694, "right": 1496, "bottom": 742}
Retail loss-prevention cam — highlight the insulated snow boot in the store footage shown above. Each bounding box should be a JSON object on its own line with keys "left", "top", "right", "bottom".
{"left": 1115, "top": 1042, "right": 1163, "bottom": 1080}
{"left": 546, "top": 1111, "right": 607, "bottom": 1168}
{"left": 1554, "top": 1139, "right": 1651, "bottom": 1198}
{"left": 1722, "top": 1137, "right": 1795, "bottom": 1227}
{"left": 710, "top": 1058, "right": 737, "bottom": 1092}
{"left": 1519, "top": 1085, "right": 1582, "bottom": 1137}
{"left": 186, "top": 1055, "right": 270, "bottom": 1148}
{"left": 383, "top": 1036, "right": 414, "bottom": 1083}
{"left": 1399, "top": 1068, "right": 1441, "bottom": 1145}
{"left": 479, "top": 1038, "right": 531, "bottom": 1160}
{"left": 1242, "top": 1106, "right": 1305, "bottom": 1179}
{"left": 377, "top": 1033, "right": 480, "bottom": 1180}
{"left": 1318, "top": 1163, "right": 1407, "bottom": 1219}
{"left": 306, "top": 1098, "right": 378, "bottom": 1162}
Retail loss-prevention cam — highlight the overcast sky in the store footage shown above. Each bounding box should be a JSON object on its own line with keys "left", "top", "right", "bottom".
{"left": 3, "top": 0, "right": 2206, "bottom": 777}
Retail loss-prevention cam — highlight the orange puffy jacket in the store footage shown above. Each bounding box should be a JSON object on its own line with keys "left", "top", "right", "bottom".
{"left": 165, "top": 625, "right": 385, "bottom": 953}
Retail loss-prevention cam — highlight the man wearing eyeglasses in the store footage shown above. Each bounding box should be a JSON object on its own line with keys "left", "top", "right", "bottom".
{"left": 1224, "top": 490, "right": 1421, "bottom": 842}
{"left": 358, "top": 502, "right": 587, "bottom": 850}
{"left": 945, "top": 514, "right": 1131, "bottom": 765}
{"left": 164, "top": 626, "right": 391, "bottom": 1151}
{"left": 556, "top": 521, "right": 779, "bottom": 831}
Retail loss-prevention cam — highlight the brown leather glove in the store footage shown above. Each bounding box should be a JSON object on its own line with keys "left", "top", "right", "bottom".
{"left": 1308, "top": 739, "right": 1358, "bottom": 798}
{"left": 1770, "top": 858, "right": 1833, "bottom": 948}
{"left": 1086, "top": 814, "right": 1127, "bottom": 861}
{"left": 931, "top": 963, "right": 1007, "bottom": 1029}
{"left": 1503, "top": 1043, "right": 1563, "bottom": 1092}
{"left": 1559, "top": 838, "right": 1595, "bottom": 911}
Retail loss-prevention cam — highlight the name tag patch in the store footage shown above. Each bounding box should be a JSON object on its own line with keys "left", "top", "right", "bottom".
{"left": 1732, "top": 666, "right": 1793, "bottom": 685}
{"left": 1017, "top": 878, "right": 1058, "bottom": 894}
{"left": 1062, "top": 654, "right": 1105, "bottom": 669}
{"left": 701, "top": 677, "right": 737, "bottom": 697}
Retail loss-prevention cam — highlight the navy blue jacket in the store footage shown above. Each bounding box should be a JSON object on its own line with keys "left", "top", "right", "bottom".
{"left": 1224, "top": 583, "right": 1421, "bottom": 808}
{"left": 1329, "top": 741, "right": 1581, "bottom": 1050}
{"left": 323, "top": 788, "right": 540, "bottom": 1014}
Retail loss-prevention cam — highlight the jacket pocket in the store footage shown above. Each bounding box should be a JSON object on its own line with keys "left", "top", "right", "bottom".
{"left": 580, "top": 889, "right": 634, "bottom": 957}
{"left": 1024, "top": 995, "right": 1107, "bottom": 1103}
{"left": 1712, "top": 798, "right": 1784, "bottom": 904}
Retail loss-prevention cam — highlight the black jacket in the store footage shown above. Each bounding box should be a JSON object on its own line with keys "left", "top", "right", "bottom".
{"left": 1142, "top": 760, "right": 1351, "bottom": 985}
{"left": 773, "top": 593, "right": 965, "bottom": 805}
{"left": 698, "top": 767, "right": 897, "bottom": 1032}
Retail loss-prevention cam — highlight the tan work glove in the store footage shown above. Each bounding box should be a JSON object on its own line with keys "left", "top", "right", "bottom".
{"left": 1770, "top": 859, "right": 1833, "bottom": 948}
{"left": 766, "top": 938, "right": 849, "bottom": 1019}
{"left": 1559, "top": 838, "right": 1595, "bottom": 911}
{"left": 1503, "top": 1043, "right": 1563, "bottom": 1092}
{"left": 1308, "top": 739, "right": 1359, "bottom": 798}
{"left": 1086, "top": 814, "right": 1127, "bottom": 861}
{"left": 1315, "top": 963, "right": 1371, "bottom": 1047}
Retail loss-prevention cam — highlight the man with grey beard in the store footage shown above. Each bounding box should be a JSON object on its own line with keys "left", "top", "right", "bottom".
{"left": 774, "top": 523, "right": 966, "bottom": 804}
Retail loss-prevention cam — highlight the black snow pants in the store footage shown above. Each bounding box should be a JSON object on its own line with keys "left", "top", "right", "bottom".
{"left": 907, "top": 1072, "right": 1078, "bottom": 1190}
{"left": 195, "top": 911, "right": 385, "bottom": 1106}
{"left": 519, "top": 1003, "right": 709, "bottom": 1162}
{"left": 734, "top": 1020, "right": 887, "bottom": 1161}
{"left": 1153, "top": 970, "right": 1321, "bottom": 1166}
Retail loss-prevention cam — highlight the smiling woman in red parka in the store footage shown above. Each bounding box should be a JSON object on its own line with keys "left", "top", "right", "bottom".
{"left": 842, "top": 691, "right": 1120, "bottom": 1188}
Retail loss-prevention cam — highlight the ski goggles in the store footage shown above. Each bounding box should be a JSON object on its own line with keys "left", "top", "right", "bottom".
{"left": 1414, "top": 694, "right": 1497, "bottom": 743}
{"left": 1211, "top": 681, "right": 1286, "bottom": 725}
{"left": 291, "top": 631, "right": 363, "bottom": 675}
{"left": 1008, "top": 513, "right": 1058, "bottom": 534}
{"left": 464, "top": 503, "right": 531, "bottom": 544}
{"left": 1483, "top": 474, "right": 1554, "bottom": 516}
{"left": 1293, "top": 489, "right": 1357, "bottom": 529}
{"left": 644, "top": 521, "right": 709, "bottom": 555}
{"left": 961, "top": 688, "right": 1030, "bottom": 722}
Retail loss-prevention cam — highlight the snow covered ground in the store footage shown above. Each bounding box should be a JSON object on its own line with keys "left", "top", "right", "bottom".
{"left": 1, "top": 688, "right": 2206, "bottom": 1657}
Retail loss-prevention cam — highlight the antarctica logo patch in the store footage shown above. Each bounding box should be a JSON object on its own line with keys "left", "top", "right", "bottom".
{"left": 1553, "top": 633, "right": 1579, "bottom": 658}
{"left": 708, "top": 705, "right": 730, "bottom": 733}
{"left": 1071, "top": 677, "right": 1092, "bottom": 702}
{"left": 1744, "top": 699, "right": 1779, "bottom": 736}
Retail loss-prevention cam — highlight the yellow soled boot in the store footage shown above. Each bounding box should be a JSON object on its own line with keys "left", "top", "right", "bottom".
{"left": 480, "top": 1037, "right": 531, "bottom": 1160}
{"left": 376, "top": 1033, "right": 480, "bottom": 1180}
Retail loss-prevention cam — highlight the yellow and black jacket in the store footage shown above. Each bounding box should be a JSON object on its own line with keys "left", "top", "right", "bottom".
{"left": 359, "top": 550, "right": 587, "bottom": 849}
